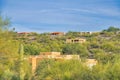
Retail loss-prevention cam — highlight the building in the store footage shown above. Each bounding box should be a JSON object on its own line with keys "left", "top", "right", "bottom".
{"left": 29, "top": 52, "right": 98, "bottom": 72}
{"left": 66, "top": 38, "right": 86, "bottom": 43}
{"left": 85, "top": 59, "right": 98, "bottom": 68}
{"left": 40, "top": 52, "right": 61, "bottom": 56}
{"left": 79, "top": 32, "right": 93, "bottom": 35}
{"left": 29, "top": 52, "right": 80, "bottom": 72}
{"left": 50, "top": 32, "right": 64, "bottom": 36}
{"left": 17, "top": 32, "right": 31, "bottom": 35}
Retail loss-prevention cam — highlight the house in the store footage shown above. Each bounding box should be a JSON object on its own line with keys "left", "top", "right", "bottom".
{"left": 29, "top": 52, "right": 80, "bottom": 72}
{"left": 29, "top": 52, "right": 98, "bottom": 72}
{"left": 17, "top": 32, "right": 31, "bottom": 35}
{"left": 17, "top": 32, "right": 32, "bottom": 38}
{"left": 85, "top": 59, "right": 98, "bottom": 68}
{"left": 40, "top": 52, "right": 61, "bottom": 56}
{"left": 79, "top": 32, "right": 93, "bottom": 35}
{"left": 50, "top": 32, "right": 64, "bottom": 36}
{"left": 66, "top": 38, "right": 86, "bottom": 43}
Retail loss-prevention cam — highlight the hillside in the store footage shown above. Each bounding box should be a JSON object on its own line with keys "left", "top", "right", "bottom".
{"left": 1, "top": 16, "right": 120, "bottom": 79}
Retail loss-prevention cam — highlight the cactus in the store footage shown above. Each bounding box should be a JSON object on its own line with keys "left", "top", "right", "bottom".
{"left": 19, "top": 44, "right": 24, "bottom": 60}
{"left": 18, "top": 44, "right": 25, "bottom": 80}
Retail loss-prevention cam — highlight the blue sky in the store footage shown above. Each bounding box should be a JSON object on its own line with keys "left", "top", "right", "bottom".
{"left": 1, "top": 0, "right": 120, "bottom": 33}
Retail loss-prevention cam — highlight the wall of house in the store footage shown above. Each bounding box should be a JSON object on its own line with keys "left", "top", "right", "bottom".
{"left": 66, "top": 38, "right": 86, "bottom": 43}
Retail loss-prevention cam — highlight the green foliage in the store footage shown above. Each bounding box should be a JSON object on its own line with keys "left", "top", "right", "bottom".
{"left": 0, "top": 16, "right": 32, "bottom": 80}
{"left": 1, "top": 14, "right": 120, "bottom": 80}
{"left": 24, "top": 44, "right": 40, "bottom": 55}
{"left": 103, "top": 26, "right": 120, "bottom": 32}
{"left": 33, "top": 57, "right": 120, "bottom": 80}
{"left": 62, "top": 43, "right": 89, "bottom": 57}
{"left": 33, "top": 59, "right": 86, "bottom": 80}
{"left": 66, "top": 31, "right": 80, "bottom": 38}
{"left": 0, "top": 16, "right": 10, "bottom": 30}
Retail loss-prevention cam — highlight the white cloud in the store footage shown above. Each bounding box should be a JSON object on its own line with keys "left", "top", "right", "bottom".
{"left": 3, "top": 0, "right": 120, "bottom": 32}
{"left": 61, "top": 7, "right": 120, "bottom": 16}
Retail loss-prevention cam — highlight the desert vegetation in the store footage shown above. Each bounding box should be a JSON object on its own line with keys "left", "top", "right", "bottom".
{"left": 1, "top": 15, "right": 120, "bottom": 80}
